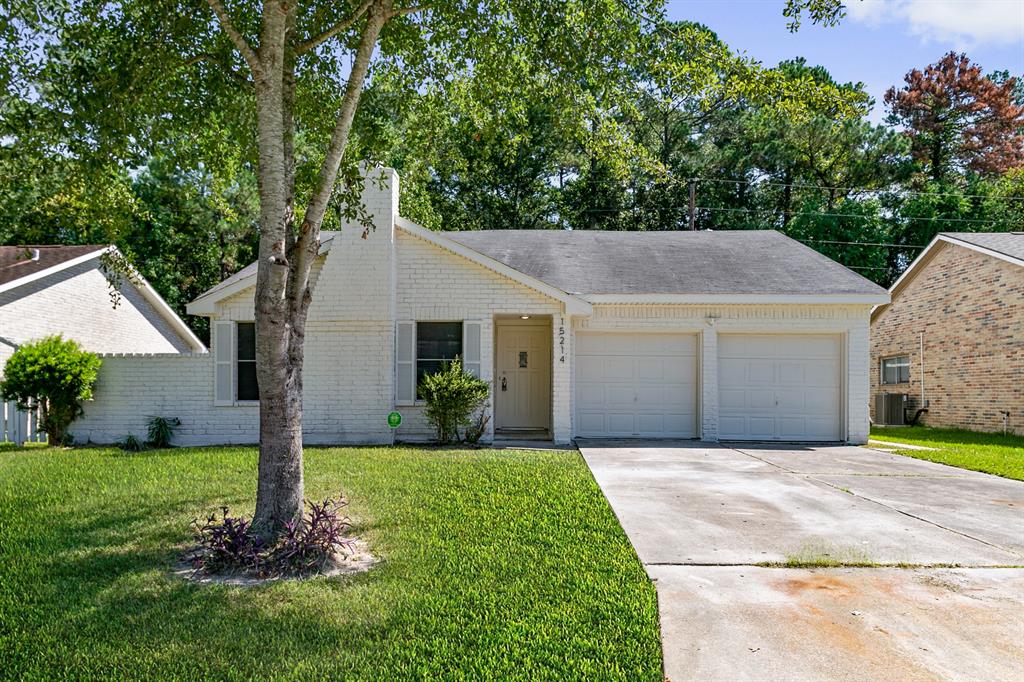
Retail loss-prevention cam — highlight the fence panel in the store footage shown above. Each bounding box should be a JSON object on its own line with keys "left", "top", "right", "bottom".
{"left": 2, "top": 401, "right": 46, "bottom": 445}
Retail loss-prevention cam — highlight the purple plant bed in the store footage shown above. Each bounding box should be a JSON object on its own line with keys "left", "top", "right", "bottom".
{"left": 182, "top": 495, "right": 376, "bottom": 583}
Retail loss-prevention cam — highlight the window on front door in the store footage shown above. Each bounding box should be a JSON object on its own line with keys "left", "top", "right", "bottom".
{"left": 416, "top": 321, "right": 462, "bottom": 389}
{"left": 236, "top": 322, "right": 259, "bottom": 401}
{"left": 881, "top": 355, "right": 910, "bottom": 385}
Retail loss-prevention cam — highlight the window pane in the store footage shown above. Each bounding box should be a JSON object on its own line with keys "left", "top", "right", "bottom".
{"left": 417, "top": 360, "right": 447, "bottom": 386}
{"left": 882, "top": 356, "right": 909, "bottom": 385}
{"left": 237, "top": 323, "right": 256, "bottom": 361}
{"left": 417, "top": 322, "right": 462, "bottom": 361}
{"left": 237, "top": 361, "right": 259, "bottom": 401}
{"left": 899, "top": 363, "right": 910, "bottom": 383}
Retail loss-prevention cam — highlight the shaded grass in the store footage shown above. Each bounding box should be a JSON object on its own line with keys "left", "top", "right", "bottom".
{"left": 870, "top": 426, "right": 1024, "bottom": 481}
{"left": 0, "top": 446, "right": 661, "bottom": 680}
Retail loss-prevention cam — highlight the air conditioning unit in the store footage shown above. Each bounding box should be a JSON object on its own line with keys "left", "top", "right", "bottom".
{"left": 875, "top": 393, "right": 907, "bottom": 426}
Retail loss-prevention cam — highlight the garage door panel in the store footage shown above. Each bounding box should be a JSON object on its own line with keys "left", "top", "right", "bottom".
{"left": 775, "top": 390, "right": 806, "bottom": 411}
{"left": 606, "top": 413, "right": 635, "bottom": 434}
{"left": 606, "top": 385, "right": 636, "bottom": 407}
{"left": 575, "top": 332, "right": 697, "bottom": 438}
{"left": 575, "top": 356, "right": 604, "bottom": 378}
{"left": 577, "top": 412, "right": 606, "bottom": 433}
{"left": 719, "top": 388, "right": 746, "bottom": 410}
{"left": 719, "top": 359, "right": 746, "bottom": 384}
{"left": 575, "top": 383, "right": 606, "bottom": 407}
{"left": 747, "top": 361, "right": 775, "bottom": 384}
{"left": 748, "top": 389, "right": 776, "bottom": 410}
{"left": 747, "top": 416, "right": 776, "bottom": 439}
{"left": 636, "top": 385, "right": 665, "bottom": 407}
{"left": 636, "top": 357, "right": 665, "bottom": 379}
{"left": 718, "top": 334, "right": 841, "bottom": 441}
{"left": 605, "top": 357, "right": 633, "bottom": 380}
{"left": 776, "top": 362, "right": 806, "bottom": 384}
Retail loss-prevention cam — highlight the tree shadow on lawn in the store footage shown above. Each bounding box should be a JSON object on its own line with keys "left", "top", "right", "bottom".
{"left": 6, "top": 503, "right": 402, "bottom": 679}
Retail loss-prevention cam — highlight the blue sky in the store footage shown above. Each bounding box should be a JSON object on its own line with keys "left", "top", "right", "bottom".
{"left": 666, "top": 0, "right": 1024, "bottom": 123}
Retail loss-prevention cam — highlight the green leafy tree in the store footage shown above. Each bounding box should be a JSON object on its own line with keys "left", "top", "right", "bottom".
{"left": 0, "top": 336, "right": 102, "bottom": 445}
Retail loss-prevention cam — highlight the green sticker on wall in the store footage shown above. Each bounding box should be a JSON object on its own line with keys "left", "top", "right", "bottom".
{"left": 387, "top": 411, "right": 402, "bottom": 428}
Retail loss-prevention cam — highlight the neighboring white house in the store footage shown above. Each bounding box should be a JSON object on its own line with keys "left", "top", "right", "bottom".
{"left": 71, "top": 166, "right": 889, "bottom": 446}
{"left": 0, "top": 244, "right": 205, "bottom": 373}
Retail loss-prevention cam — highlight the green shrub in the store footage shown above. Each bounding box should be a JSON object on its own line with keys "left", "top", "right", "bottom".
{"left": 146, "top": 415, "right": 181, "bottom": 448}
{"left": 0, "top": 335, "right": 101, "bottom": 444}
{"left": 418, "top": 358, "right": 490, "bottom": 444}
{"left": 118, "top": 434, "right": 147, "bottom": 452}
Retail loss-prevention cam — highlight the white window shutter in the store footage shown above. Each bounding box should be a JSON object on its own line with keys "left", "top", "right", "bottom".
{"left": 396, "top": 321, "right": 416, "bottom": 405}
{"left": 213, "top": 321, "right": 235, "bottom": 406}
{"left": 463, "top": 321, "right": 482, "bottom": 378}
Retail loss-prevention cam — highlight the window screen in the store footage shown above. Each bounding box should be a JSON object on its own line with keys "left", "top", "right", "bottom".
{"left": 881, "top": 356, "right": 910, "bottom": 385}
{"left": 236, "top": 322, "right": 259, "bottom": 401}
{"left": 416, "top": 321, "right": 462, "bottom": 387}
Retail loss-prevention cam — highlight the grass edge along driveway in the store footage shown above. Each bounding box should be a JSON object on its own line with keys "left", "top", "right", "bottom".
{"left": 0, "top": 445, "right": 662, "bottom": 681}
{"left": 870, "top": 425, "right": 1024, "bottom": 481}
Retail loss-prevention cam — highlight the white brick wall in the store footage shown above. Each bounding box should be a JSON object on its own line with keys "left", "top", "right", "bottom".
{"left": 393, "top": 229, "right": 566, "bottom": 442}
{"left": 71, "top": 166, "right": 876, "bottom": 447}
{"left": 0, "top": 259, "right": 194, "bottom": 366}
{"left": 71, "top": 352, "right": 259, "bottom": 445}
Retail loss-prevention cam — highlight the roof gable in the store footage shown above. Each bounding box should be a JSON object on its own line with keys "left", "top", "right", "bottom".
{"left": 0, "top": 244, "right": 205, "bottom": 352}
{"left": 873, "top": 232, "right": 1024, "bottom": 321}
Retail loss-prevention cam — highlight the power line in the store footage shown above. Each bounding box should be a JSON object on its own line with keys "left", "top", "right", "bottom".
{"left": 583, "top": 202, "right": 1012, "bottom": 226}
{"left": 690, "top": 176, "right": 1024, "bottom": 204}
{"left": 797, "top": 238, "right": 927, "bottom": 249}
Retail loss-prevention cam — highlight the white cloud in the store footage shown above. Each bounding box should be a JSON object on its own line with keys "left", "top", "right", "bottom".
{"left": 846, "top": 0, "right": 1024, "bottom": 47}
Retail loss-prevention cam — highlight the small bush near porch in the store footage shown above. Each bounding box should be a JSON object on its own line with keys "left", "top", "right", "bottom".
{"left": 0, "top": 446, "right": 661, "bottom": 680}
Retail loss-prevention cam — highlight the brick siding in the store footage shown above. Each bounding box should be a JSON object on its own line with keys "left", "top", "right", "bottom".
{"left": 870, "top": 243, "right": 1024, "bottom": 435}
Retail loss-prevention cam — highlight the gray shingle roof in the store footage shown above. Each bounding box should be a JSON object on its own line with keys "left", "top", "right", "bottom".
{"left": 942, "top": 232, "right": 1024, "bottom": 264}
{"left": 446, "top": 230, "right": 886, "bottom": 296}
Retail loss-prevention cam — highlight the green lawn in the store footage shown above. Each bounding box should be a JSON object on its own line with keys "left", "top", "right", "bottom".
{"left": 0, "top": 445, "right": 661, "bottom": 680}
{"left": 870, "top": 426, "right": 1024, "bottom": 481}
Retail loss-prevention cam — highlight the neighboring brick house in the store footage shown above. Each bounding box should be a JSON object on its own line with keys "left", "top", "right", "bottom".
{"left": 0, "top": 245, "right": 205, "bottom": 373}
{"left": 870, "top": 232, "right": 1024, "bottom": 435}
{"left": 71, "top": 166, "right": 889, "bottom": 446}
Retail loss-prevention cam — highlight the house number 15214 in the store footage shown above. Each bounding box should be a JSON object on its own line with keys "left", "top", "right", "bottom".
{"left": 558, "top": 318, "right": 566, "bottom": 363}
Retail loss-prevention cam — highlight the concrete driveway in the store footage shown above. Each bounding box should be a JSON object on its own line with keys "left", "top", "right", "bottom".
{"left": 579, "top": 442, "right": 1024, "bottom": 681}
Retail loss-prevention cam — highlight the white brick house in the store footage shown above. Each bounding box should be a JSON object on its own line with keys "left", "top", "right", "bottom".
{"left": 71, "top": 167, "right": 888, "bottom": 446}
{"left": 0, "top": 245, "right": 204, "bottom": 373}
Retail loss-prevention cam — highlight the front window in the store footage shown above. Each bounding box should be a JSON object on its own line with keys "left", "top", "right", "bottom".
{"left": 416, "top": 321, "right": 462, "bottom": 389}
{"left": 881, "top": 355, "right": 910, "bottom": 385}
{"left": 236, "top": 322, "right": 259, "bottom": 401}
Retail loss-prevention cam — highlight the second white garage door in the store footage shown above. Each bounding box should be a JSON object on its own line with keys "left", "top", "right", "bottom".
{"left": 718, "top": 334, "right": 842, "bottom": 441}
{"left": 575, "top": 332, "right": 698, "bottom": 438}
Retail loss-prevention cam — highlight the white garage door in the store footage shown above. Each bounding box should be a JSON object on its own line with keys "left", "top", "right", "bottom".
{"left": 575, "top": 332, "right": 698, "bottom": 438}
{"left": 718, "top": 334, "right": 842, "bottom": 441}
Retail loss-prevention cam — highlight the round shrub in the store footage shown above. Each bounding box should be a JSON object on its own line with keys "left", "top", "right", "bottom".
{"left": 418, "top": 357, "right": 490, "bottom": 443}
{"left": 0, "top": 335, "right": 102, "bottom": 444}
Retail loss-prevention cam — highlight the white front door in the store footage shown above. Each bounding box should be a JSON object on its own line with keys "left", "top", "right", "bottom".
{"left": 496, "top": 323, "right": 551, "bottom": 431}
{"left": 574, "top": 332, "right": 698, "bottom": 438}
{"left": 718, "top": 334, "right": 842, "bottom": 441}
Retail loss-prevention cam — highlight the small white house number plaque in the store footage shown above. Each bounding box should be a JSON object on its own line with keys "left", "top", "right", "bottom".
{"left": 558, "top": 318, "right": 566, "bottom": 363}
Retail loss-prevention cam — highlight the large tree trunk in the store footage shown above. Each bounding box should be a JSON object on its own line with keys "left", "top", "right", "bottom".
{"left": 251, "top": 2, "right": 303, "bottom": 538}
{"left": 235, "top": 0, "right": 390, "bottom": 539}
